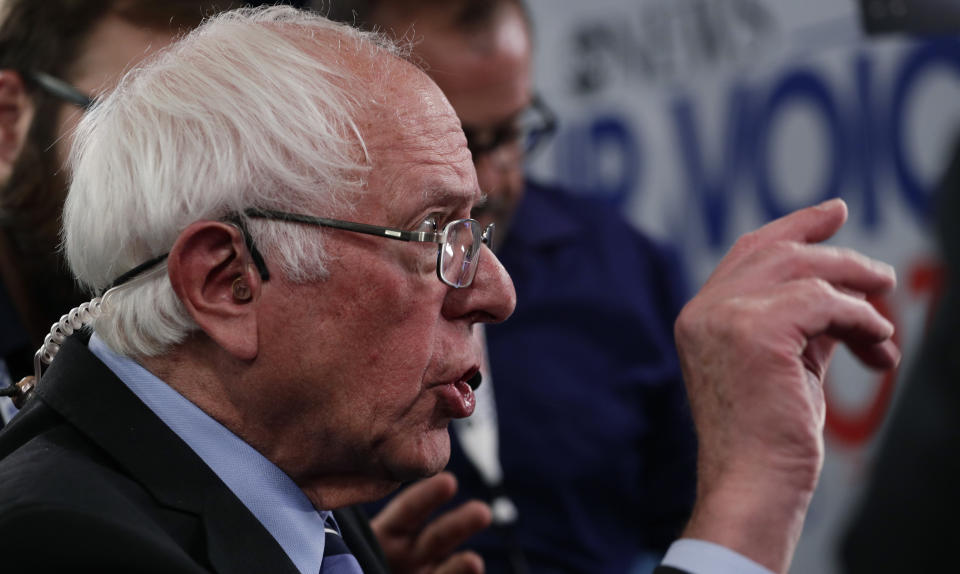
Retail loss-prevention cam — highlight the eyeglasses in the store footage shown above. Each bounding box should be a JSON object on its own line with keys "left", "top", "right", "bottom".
{"left": 107, "top": 207, "right": 496, "bottom": 292}
{"left": 462, "top": 94, "right": 557, "bottom": 162}
{"left": 22, "top": 70, "right": 95, "bottom": 110}
{"left": 244, "top": 208, "right": 495, "bottom": 288}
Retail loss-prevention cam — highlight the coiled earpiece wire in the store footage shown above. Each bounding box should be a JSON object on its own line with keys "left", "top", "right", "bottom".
{"left": 3, "top": 216, "right": 300, "bottom": 409}
{"left": 0, "top": 259, "right": 166, "bottom": 408}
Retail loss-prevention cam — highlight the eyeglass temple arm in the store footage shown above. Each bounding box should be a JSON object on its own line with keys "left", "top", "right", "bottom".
{"left": 24, "top": 70, "right": 95, "bottom": 110}
{"left": 533, "top": 93, "right": 558, "bottom": 132}
{"left": 104, "top": 215, "right": 272, "bottom": 292}
{"left": 243, "top": 208, "right": 443, "bottom": 244}
{"left": 227, "top": 214, "right": 272, "bottom": 281}
{"left": 101, "top": 210, "right": 487, "bottom": 296}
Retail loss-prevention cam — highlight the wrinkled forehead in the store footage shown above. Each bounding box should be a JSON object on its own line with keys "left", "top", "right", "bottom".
{"left": 377, "top": 72, "right": 466, "bottom": 158}
{"left": 360, "top": 62, "right": 479, "bottom": 210}
{"left": 284, "top": 27, "right": 477, "bottom": 212}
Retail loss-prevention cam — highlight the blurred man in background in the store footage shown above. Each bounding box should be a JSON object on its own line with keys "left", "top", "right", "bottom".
{"left": 0, "top": 0, "right": 318, "bottom": 425}
{"left": 328, "top": 1, "right": 697, "bottom": 572}
{"left": 0, "top": 0, "right": 225, "bottom": 424}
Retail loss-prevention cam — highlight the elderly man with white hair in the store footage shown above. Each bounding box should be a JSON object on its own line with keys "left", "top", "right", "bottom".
{"left": 0, "top": 6, "right": 898, "bottom": 574}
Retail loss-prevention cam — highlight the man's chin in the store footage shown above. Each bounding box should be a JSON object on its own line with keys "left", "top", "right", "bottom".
{"left": 382, "top": 435, "right": 451, "bottom": 483}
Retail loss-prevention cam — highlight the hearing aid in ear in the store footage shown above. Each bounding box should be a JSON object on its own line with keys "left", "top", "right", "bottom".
{"left": 232, "top": 276, "right": 252, "bottom": 301}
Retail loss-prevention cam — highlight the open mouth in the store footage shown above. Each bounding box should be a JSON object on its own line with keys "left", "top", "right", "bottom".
{"left": 435, "top": 367, "right": 479, "bottom": 418}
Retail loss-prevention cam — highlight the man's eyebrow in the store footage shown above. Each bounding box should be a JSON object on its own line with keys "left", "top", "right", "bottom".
{"left": 418, "top": 182, "right": 481, "bottom": 208}
{"left": 472, "top": 193, "right": 489, "bottom": 210}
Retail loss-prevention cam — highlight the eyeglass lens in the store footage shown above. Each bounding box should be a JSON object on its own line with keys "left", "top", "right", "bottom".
{"left": 440, "top": 220, "right": 483, "bottom": 288}
{"left": 517, "top": 105, "right": 550, "bottom": 154}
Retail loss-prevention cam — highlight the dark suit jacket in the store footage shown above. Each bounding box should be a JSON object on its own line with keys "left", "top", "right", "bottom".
{"left": 0, "top": 334, "right": 388, "bottom": 573}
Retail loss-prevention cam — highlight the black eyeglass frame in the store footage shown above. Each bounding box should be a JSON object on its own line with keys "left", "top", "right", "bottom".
{"left": 22, "top": 70, "right": 96, "bottom": 110}
{"left": 106, "top": 207, "right": 496, "bottom": 292}
{"left": 244, "top": 208, "right": 495, "bottom": 289}
{"left": 462, "top": 94, "right": 558, "bottom": 161}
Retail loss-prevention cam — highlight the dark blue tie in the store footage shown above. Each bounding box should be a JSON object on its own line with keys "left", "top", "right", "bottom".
{"left": 319, "top": 515, "right": 363, "bottom": 574}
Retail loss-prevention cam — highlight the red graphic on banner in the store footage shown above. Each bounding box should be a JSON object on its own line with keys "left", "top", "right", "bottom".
{"left": 823, "top": 294, "right": 900, "bottom": 446}
{"left": 823, "top": 259, "right": 943, "bottom": 446}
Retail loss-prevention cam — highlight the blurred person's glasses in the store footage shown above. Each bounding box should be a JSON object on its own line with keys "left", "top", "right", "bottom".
{"left": 243, "top": 208, "right": 496, "bottom": 288}
{"left": 462, "top": 94, "right": 557, "bottom": 163}
{"left": 22, "top": 70, "right": 95, "bottom": 110}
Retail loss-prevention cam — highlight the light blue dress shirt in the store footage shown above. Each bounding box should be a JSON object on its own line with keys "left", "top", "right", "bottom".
{"left": 0, "top": 360, "right": 18, "bottom": 424}
{"left": 89, "top": 333, "right": 328, "bottom": 574}
{"left": 662, "top": 539, "right": 775, "bottom": 574}
{"left": 89, "top": 332, "right": 774, "bottom": 574}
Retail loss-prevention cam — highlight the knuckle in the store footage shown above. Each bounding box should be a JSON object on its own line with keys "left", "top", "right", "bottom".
{"left": 674, "top": 304, "right": 695, "bottom": 339}
{"left": 763, "top": 240, "right": 805, "bottom": 276}
{"left": 731, "top": 229, "right": 763, "bottom": 255}
{"left": 796, "top": 277, "right": 836, "bottom": 303}
{"left": 741, "top": 239, "right": 803, "bottom": 277}
{"left": 674, "top": 299, "right": 705, "bottom": 338}
{"left": 816, "top": 245, "right": 854, "bottom": 271}
{"left": 675, "top": 299, "right": 718, "bottom": 343}
{"left": 676, "top": 293, "right": 753, "bottom": 343}
{"left": 724, "top": 306, "right": 756, "bottom": 341}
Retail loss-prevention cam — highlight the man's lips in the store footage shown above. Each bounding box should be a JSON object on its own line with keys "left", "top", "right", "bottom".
{"left": 466, "top": 371, "right": 483, "bottom": 390}
{"left": 432, "top": 368, "right": 478, "bottom": 418}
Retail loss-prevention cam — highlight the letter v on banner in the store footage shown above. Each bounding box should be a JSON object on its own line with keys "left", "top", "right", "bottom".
{"left": 671, "top": 83, "right": 753, "bottom": 248}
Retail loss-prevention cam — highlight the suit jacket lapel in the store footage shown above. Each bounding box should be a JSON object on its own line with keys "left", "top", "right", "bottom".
{"left": 36, "top": 334, "right": 299, "bottom": 574}
{"left": 334, "top": 506, "right": 389, "bottom": 574}
{"left": 203, "top": 486, "right": 301, "bottom": 573}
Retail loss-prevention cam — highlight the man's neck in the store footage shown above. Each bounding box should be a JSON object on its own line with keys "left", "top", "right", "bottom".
{"left": 138, "top": 335, "right": 402, "bottom": 511}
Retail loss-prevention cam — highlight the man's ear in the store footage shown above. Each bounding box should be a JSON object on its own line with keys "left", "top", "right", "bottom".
{"left": 0, "top": 70, "right": 35, "bottom": 184}
{"left": 167, "top": 220, "right": 263, "bottom": 361}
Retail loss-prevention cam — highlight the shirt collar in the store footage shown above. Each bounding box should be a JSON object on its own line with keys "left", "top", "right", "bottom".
{"left": 89, "top": 333, "right": 328, "bottom": 574}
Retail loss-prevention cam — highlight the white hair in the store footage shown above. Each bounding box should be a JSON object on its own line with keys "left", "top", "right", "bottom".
{"left": 63, "top": 6, "right": 407, "bottom": 357}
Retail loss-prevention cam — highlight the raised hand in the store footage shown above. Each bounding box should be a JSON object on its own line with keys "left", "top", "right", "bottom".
{"left": 371, "top": 472, "right": 491, "bottom": 574}
{"left": 674, "top": 199, "right": 899, "bottom": 573}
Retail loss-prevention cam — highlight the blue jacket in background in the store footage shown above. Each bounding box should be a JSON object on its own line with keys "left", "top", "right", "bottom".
{"left": 446, "top": 180, "right": 698, "bottom": 574}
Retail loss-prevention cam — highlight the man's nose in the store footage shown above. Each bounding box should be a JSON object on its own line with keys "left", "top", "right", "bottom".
{"left": 443, "top": 245, "right": 516, "bottom": 324}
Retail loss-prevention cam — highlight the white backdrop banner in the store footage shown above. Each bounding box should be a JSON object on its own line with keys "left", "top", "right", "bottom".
{"left": 526, "top": 1, "right": 956, "bottom": 572}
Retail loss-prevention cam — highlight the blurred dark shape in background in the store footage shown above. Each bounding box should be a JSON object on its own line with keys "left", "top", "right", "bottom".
{"left": 860, "top": 0, "right": 960, "bottom": 36}
{"left": 840, "top": 137, "right": 960, "bottom": 572}
{"left": 841, "top": 4, "right": 960, "bottom": 572}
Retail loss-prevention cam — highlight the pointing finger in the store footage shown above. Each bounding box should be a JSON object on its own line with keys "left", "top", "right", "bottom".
{"left": 734, "top": 198, "right": 848, "bottom": 254}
